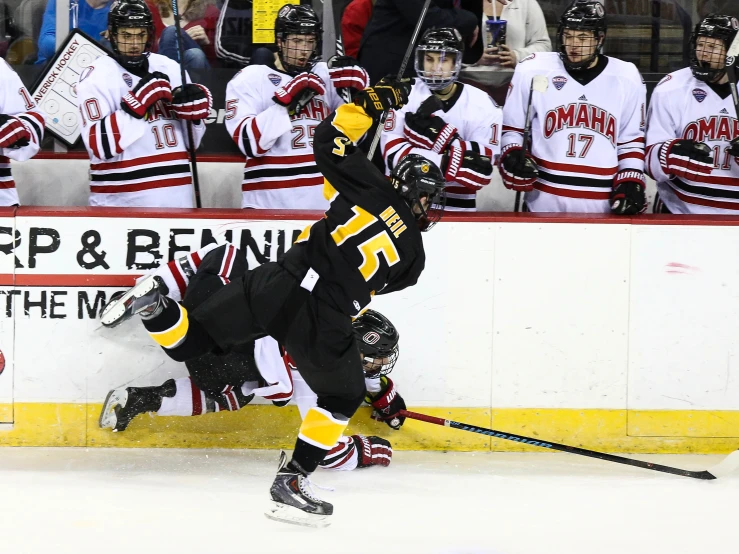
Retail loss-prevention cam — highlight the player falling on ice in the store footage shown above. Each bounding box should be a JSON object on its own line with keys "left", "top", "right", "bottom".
{"left": 646, "top": 14, "right": 739, "bottom": 214}
{"left": 500, "top": 0, "right": 648, "bottom": 214}
{"left": 225, "top": 3, "right": 370, "bottom": 209}
{"left": 98, "top": 243, "right": 406, "bottom": 472}
{"left": 0, "top": 59, "right": 45, "bottom": 206}
{"left": 76, "top": 0, "right": 212, "bottom": 207}
{"left": 382, "top": 27, "right": 498, "bottom": 212}
{"left": 99, "top": 77, "right": 446, "bottom": 527}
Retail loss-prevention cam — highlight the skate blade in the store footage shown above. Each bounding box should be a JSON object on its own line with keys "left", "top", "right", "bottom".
{"left": 98, "top": 389, "right": 128, "bottom": 430}
{"left": 264, "top": 502, "right": 331, "bottom": 528}
{"left": 100, "top": 277, "right": 157, "bottom": 328}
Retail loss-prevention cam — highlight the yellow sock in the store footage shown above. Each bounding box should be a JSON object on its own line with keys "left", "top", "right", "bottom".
{"left": 298, "top": 407, "right": 349, "bottom": 450}
{"left": 148, "top": 303, "right": 189, "bottom": 349}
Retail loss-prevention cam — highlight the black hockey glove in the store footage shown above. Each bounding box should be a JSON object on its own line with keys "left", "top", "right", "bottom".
{"left": 658, "top": 139, "right": 714, "bottom": 180}
{"left": 728, "top": 137, "right": 739, "bottom": 158}
{"left": 352, "top": 435, "right": 393, "bottom": 468}
{"left": 353, "top": 76, "right": 413, "bottom": 119}
{"left": 0, "top": 114, "right": 30, "bottom": 149}
{"left": 500, "top": 145, "right": 538, "bottom": 191}
{"left": 121, "top": 71, "right": 173, "bottom": 119}
{"left": 171, "top": 83, "right": 213, "bottom": 121}
{"left": 404, "top": 111, "right": 459, "bottom": 153}
{"left": 441, "top": 142, "right": 493, "bottom": 189}
{"left": 272, "top": 72, "right": 326, "bottom": 116}
{"left": 610, "top": 170, "right": 647, "bottom": 215}
{"left": 366, "top": 376, "right": 406, "bottom": 430}
{"left": 327, "top": 55, "right": 370, "bottom": 101}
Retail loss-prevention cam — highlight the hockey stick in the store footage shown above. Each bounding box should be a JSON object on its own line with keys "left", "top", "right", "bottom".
{"left": 726, "top": 32, "right": 739, "bottom": 121}
{"left": 514, "top": 75, "right": 548, "bottom": 212}
{"left": 334, "top": 35, "right": 353, "bottom": 105}
{"left": 171, "top": 0, "right": 202, "bottom": 208}
{"left": 366, "top": 0, "right": 433, "bottom": 160}
{"left": 399, "top": 409, "right": 739, "bottom": 480}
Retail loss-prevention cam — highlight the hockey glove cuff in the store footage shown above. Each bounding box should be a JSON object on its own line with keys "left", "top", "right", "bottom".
{"left": 121, "top": 71, "right": 172, "bottom": 119}
{"left": 272, "top": 72, "right": 326, "bottom": 116}
{"left": 610, "top": 170, "right": 647, "bottom": 215}
{"left": 442, "top": 142, "right": 493, "bottom": 190}
{"left": 171, "top": 83, "right": 213, "bottom": 120}
{"left": 500, "top": 144, "right": 538, "bottom": 191}
{"left": 0, "top": 114, "right": 31, "bottom": 149}
{"left": 404, "top": 111, "right": 458, "bottom": 153}
{"left": 366, "top": 376, "right": 406, "bottom": 430}
{"left": 658, "top": 139, "right": 714, "bottom": 180}
{"left": 327, "top": 55, "right": 370, "bottom": 99}
{"left": 352, "top": 435, "right": 393, "bottom": 468}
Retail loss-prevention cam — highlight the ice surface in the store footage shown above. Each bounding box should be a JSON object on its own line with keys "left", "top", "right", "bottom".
{"left": 0, "top": 448, "right": 736, "bottom": 554}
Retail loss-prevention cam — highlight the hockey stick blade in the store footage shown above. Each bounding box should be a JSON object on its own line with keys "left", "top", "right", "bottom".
{"left": 400, "top": 410, "right": 732, "bottom": 480}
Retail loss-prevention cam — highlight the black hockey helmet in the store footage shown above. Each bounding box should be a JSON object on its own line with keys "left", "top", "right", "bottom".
{"left": 108, "top": 0, "right": 155, "bottom": 72}
{"left": 557, "top": 0, "right": 607, "bottom": 71}
{"left": 690, "top": 14, "right": 739, "bottom": 83}
{"left": 274, "top": 3, "right": 322, "bottom": 76}
{"left": 414, "top": 27, "right": 464, "bottom": 91}
{"left": 353, "top": 310, "right": 399, "bottom": 378}
{"left": 391, "top": 154, "right": 446, "bottom": 231}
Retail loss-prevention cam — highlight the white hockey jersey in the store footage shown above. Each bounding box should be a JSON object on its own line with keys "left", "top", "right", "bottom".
{"left": 224, "top": 63, "right": 345, "bottom": 210}
{"left": 646, "top": 67, "right": 739, "bottom": 214}
{"left": 76, "top": 54, "right": 205, "bottom": 208}
{"left": 381, "top": 80, "right": 501, "bottom": 211}
{"left": 0, "top": 59, "right": 45, "bottom": 206}
{"left": 502, "top": 53, "right": 647, "bottom": 213}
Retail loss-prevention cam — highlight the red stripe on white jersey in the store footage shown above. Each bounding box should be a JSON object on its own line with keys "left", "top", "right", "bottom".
{"left": 241, "top": 175, "right": 324, "bottom": 191}
{"left": 0, "top": 180, "right": 16, "bottom": 190}
{"left": 618, "top": 151, "right": 645, "bottom": 161}
{"left": 110, "top": 113, "right": 122, "bottom": 154}
{"left": 251, "top": 118, "right": 267, "bottom": 155}
{"left": 90, "top": 176, "right": 192, "bottom": 194}
{"left": 245, "top": 153, "right": 316, "bottom": 168}
{"left": 534, "top": 157, "right": 617, "bottom": 177}
{"left": 535, "top": 182, "right": 611, "bottom": 200}
{"left": 190, "top": 378, "right": 203, "bottom": 415}
{"left": 89, "top": 125, "right": 102, "bottom": 160}
{"left": 91, "top": 151, "right": 189, "bottom": 171}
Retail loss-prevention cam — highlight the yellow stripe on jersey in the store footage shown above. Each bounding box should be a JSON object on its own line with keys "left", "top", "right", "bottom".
{"left": 331, "top": 103, "right": 373, "bottom": 144}
{"left": 295, "top": 224, "right": 312, "bottom": 243}
{"left": 323, "top": 180, "right": 339, "bottom": 201}
{"left": 298, "top": 407, "right": 349, "bottom": 450}
{"left": 148, "top": 304, "right": 189, "bottom": 349}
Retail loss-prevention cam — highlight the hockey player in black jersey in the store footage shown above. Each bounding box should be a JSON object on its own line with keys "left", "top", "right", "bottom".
{"left": 99, "top": 77, "right": 446, "bottom": 527}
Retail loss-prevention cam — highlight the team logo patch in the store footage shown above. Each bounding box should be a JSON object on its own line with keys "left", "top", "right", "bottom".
{"left": 122, "top": 73, "right": 133, "bottom": 88}
{"left": 268, "top": 73, "right": 282, "bottom": 86}
{"left": 721, "top": 108, "right": 729, "bottom": 114}
{"left": 732, "top": 17, "right": 739, "bottom": 30}
{"left": 79, "top": 66, "right": 94, "bottom": 82}
{"left": 578, "top": 94, "right": 588, "bottom": 101}
{"left": 728, "top": 56, "right": 737, "bottom": 67}
{"left": 552, "top": 76, "right": 567, "bottom": 90}
{"left": 692, "top": 88, "right": 707, "bottom": 103}
{"left": 421, "top": 163, "right": 430, "bottom": 173}
{"left": 363, "top": 331, "right": 381, "bottom": 345}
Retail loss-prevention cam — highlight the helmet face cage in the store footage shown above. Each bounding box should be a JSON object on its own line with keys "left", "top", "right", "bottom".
{"left": 557, "top": 1, "right": 606, "bottom": 71}
{"left": 353, "top": 310, "right": 400, "bottom": 378}
{"left": 275, "top": 4, "right": 322, "bottom": 76}
{"left": 690, "top": 14, "right": 739, "bottom": 83}
{"left": 108, "top": 0, "right": 154, "bottom": 71}
{"left": 414, "top": 47, "right": 462, "bottom": 91}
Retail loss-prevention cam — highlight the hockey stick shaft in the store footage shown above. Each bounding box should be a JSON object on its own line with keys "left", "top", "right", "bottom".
{"left": 726, "top": 33, "right": 739, "bottom": 119}
{"left": 399, "top": 409, "right": 718, "bottom": 480}
{"left": 334, "top": 35, "right": 353, "bottom": 105}
{"left": 514, "top": 80, "right": 536, "bottom": 213}
{"left": 366, "top": 0, "right": 433, "bottom": 160}
{"left": 171, "top": 0, "right": 202, "bottom": 208}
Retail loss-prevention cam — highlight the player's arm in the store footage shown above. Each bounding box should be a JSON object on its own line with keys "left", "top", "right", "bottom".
{"left": 645, "top": 82, "right": 714, "bottom": 183}
{"left": 313, "top": 78, "right": 411, "bottom": 197}
{"left": 172, "top": 70, "right": 212, "bottom": 150}
{"left": 326, "top": 57, "right": 370, "bottom": 108}
{"left": 610, "top": 70, "right": 647, "bottom": 215}
{"left": 499, "top": 67, "right": 538, "bottom": 191}
{"left": 381, "top": 102, "right": 443, "bottom": 173}
{"left": 224, "top": 71, "right": 293, "bottom": 158}
{"left": 0, "top": 67, "right": 45, "bottom": 161}
{"left": 449, "top": 99, "right": 501, "bottom": 190}
{"left": 76, "top": 65, "right": 166, "bottom": 160}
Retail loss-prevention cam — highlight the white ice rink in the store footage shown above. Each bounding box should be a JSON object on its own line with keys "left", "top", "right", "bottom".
{"left": 0, "top": 448, "right": 737, "bottom": 554}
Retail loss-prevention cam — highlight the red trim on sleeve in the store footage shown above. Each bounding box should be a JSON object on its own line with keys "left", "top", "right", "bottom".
{"left": 110, "top": 113, "right": 122, "bottom": 154}
{"left": 251, "top": 118, "right": 267, "bottom": 155}
{"left": 89, "top": 125, "right": 101, "bottom": 160}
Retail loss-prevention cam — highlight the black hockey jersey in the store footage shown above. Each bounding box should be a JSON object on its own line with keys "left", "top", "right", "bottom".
{"left": 281, "top": 103, "right": 426, "bottom": 316}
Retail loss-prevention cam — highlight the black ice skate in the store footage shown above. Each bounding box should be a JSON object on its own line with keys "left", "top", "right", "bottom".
{"left": 100, "top": 275, "right": 167, "bottom": 328}
{"left": 98, "top": 379, "right": 176, "bottom": 432}
{"left": 265, "top": 451, "right": 333, "bottom": 528}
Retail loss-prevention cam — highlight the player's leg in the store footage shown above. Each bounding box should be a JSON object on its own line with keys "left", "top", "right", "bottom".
{"left": 266, "top": 300, "right": 366, "bottom": 526}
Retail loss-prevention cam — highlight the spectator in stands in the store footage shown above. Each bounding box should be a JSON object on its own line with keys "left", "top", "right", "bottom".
{"left": 472, "top": 0, "right": 551, "bottom": 68}
{"left": 213, "top": 0, "right": 252, "bottom": 67}
{"left": 153, "top": 0, "right": 219, "bottom": 69}
{"left": 36, "top": 0, "right": 113, "bottom": 64}
{"left": 341, "top": 0, "right": 374, "bottom": 59}
{"left": 359, "top": 0, "right": 478, "bottom": 85}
